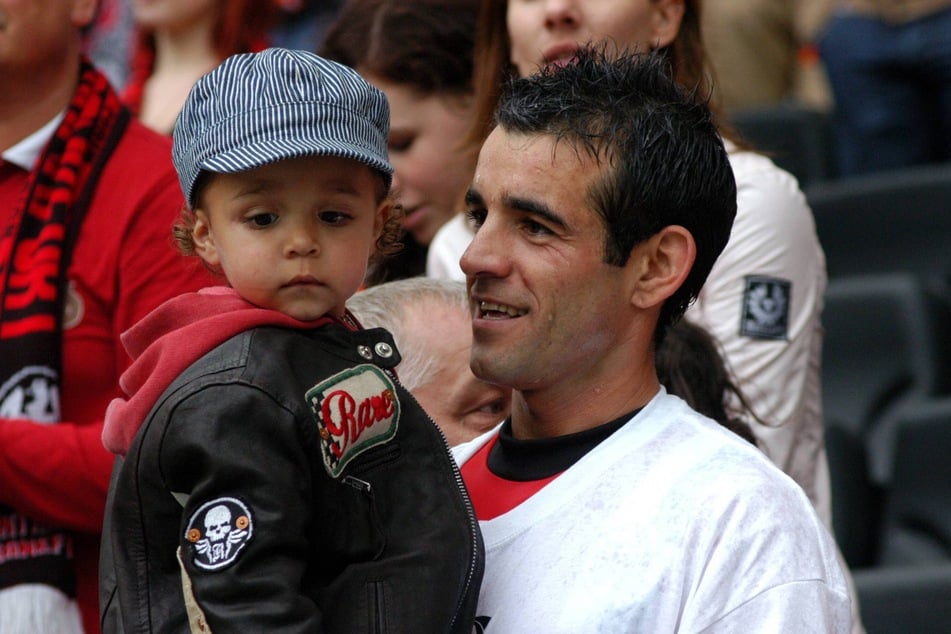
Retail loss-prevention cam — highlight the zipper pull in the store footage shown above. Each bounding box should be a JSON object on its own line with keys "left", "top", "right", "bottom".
{"left": 342, "top": 475, "right": 372, "bottom": 496}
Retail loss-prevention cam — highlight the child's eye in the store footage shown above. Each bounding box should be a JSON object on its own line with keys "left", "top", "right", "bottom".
{"left": 247, "top": 212, "right": 278, "bottom": 227}
{"left": 319, "top": 210, "right": 352, "bottom": 225}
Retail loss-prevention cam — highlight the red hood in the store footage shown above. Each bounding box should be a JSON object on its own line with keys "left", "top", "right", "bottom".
{"left": 102, "top": 286, "right": 335, "bottom": 455}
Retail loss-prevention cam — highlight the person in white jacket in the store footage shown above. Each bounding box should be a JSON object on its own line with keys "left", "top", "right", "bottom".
{"left": 452, "top": 45, "right": 851, "bottom": 632}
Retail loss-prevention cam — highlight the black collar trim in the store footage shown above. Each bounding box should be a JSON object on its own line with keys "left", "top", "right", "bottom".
{"left": 487, "top": 409, "right": 640, "bottom": 481}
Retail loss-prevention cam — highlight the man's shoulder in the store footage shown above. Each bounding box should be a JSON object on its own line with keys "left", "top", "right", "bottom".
{"left": 617, "top": 393, "right": 795, "bottom": 491}
{"left": 103, "top": 118, "right": 177, "bottom": 185}
{"left": 90, "top": 117, "right": 181, "bottom": 217}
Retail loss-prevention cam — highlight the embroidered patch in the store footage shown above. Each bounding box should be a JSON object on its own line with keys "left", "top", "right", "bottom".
{"left": 740, "top": 276, "right": 791, "bottom": 340}
{"left": 184, "top": 497, "right": 253, "bottom": 571}
{"left": 307, "top": 364, "right": 401, "bottom": 478}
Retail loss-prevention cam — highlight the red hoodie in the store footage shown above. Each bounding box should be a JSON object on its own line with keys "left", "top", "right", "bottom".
{"left": 103, "top": 286, "right": 335, "bottom": 456}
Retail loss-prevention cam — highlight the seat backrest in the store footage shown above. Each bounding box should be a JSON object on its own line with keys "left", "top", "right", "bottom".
{"left": 729, "top": 103, "right": 837, "bottom": 188}
{"left": 821, "top": 273, "right": 951, "bottom": 440}
{"left": 825, "top": 420, "right": 881, "bottom": 569}
{"left": 805, "top": 163, "right": 951, "bottom": 284}
{"left": 852, "top": 564, "right": 951, "bottom": 634}
{"left": 875, "top": 398, "right": 951, "bottom": 565}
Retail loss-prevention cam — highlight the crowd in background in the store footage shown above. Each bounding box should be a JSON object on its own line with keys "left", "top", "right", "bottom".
{"left": 2, "top": 0, "right": 950, "bottom": 632}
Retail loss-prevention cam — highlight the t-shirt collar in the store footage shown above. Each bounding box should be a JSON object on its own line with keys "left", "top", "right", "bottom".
{"left": 2, "top": 112, "right": 66, "bottom": 170}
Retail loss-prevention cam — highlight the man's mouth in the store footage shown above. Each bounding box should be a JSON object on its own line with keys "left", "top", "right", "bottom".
{"left": 479, "top": 301, "right": 527, "bottom": 319}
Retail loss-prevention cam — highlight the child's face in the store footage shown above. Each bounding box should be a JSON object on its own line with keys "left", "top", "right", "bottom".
{"left": 192, "top": 155, "right": 389, "bottom": 320}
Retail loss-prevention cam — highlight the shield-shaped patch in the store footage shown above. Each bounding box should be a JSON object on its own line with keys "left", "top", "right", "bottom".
{"left": 307, "top": 364, "right": 400, "bottom": 478}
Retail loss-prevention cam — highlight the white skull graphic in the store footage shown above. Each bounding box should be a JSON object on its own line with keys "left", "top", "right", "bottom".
{"left": 205, "top": 504, "right": 232, "bottom": 542}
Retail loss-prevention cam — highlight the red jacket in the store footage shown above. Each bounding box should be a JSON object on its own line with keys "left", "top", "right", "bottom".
{"left": 0, "top": 117, "right": 215, "bottom": 634}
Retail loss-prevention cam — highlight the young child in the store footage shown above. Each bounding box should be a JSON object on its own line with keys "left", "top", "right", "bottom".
{"left": 98, "top": 48, "right": 483, "bottom": 633}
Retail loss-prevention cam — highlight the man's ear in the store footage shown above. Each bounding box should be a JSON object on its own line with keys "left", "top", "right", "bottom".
{"left": 72, "top": 0, "right": 99, "bottom": 29}
{"left": 191, "top": 209, "right": 221, "bottom": 269}
{"left": 648, "top": 0, "right": 686, "bottom": 50}
{"left": 629, "top": 225, "right": 696, "bottom": 309}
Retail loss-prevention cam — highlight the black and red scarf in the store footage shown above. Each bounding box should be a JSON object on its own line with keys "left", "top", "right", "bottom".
{"left": 0, "top": 60, "right": 129, "bottom": 596}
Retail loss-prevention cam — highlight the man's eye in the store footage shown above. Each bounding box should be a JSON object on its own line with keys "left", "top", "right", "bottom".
{"left": 477, "top": 399, "right": 508, "bottom": 416}
{"left": 465, "top": 208, "right": 487, "bottom": 229}
{"left": 523, "top": 218, "right": 553, "bottom": 236}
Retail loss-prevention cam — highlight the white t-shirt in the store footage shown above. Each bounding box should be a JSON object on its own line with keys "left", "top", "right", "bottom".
{"left": 431, "top": 145, "right": 831, "bottom": 527}
{"left": 453, "top": 390, "right": 851, "bottom": 633}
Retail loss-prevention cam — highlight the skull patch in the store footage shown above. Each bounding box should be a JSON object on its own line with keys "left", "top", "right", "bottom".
{"left": 184, "top": 497, "right": 253, "bottom": 571}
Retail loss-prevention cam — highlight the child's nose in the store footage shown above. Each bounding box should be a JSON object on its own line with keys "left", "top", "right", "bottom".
{"left": 284, "top": 229, "right": 319, "bottom": 257}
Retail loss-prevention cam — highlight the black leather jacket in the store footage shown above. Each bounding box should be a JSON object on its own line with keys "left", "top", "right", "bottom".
{"left": 100, "top": 324, "right": 483, "bottom": 633}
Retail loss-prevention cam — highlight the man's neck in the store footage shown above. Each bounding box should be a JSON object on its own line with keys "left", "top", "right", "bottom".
{"left": 0, "top": 61, "right": 79, "bottom": 152}
{"left": 509, "top": 368, "right": 660, "bottom": 440}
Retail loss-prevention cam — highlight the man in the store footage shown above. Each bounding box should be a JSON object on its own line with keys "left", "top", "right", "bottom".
{"left": 453, "top": 47, "right": 851, "bottom": 631}
{"left": 348, "top": 277, "right": 511, "bottom": 446}
{"left": 0, "top": 1, "right": 212, "bottom": 631}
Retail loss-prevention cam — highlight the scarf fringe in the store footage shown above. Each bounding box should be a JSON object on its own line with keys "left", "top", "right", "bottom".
{"left": 0, "top": 584, "right": 84, "bottom": 634}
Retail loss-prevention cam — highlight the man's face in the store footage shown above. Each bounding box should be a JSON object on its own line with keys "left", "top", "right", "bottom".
{"left": 0, "top": 0, "right": 93, "bottom": 71}
{"left": 409, "top": 302, "right": 511, "bottom": 446}
{"left": 461, "top": 128, "right": 636, "bottom": 397}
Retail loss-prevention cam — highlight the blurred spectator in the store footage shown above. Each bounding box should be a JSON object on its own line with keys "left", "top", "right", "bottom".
{"left": 817, "top": 0, "right": 951, "bottom": 175}
{"left": 122, "top": 0, "right": 277, "bottom": 135}
{"left": 321, "top": 0, "right": 480, "bottom": 284}
{"left": 84, "top": 0, "right": 136, "bottom": 91}
{"left": 348, "top": 277, "right": 511, "bottom": 446}
{"left": 0, "top": 1, "right": 215, "bottom": 632}
{"left": 269, "top": 0, "right": 343, "bottom": 51}
{"left": 703, "top": 0, "right": 833, "bottom": 111}
{"left": 657, "top": 320, "right": 759, "bottom": 446}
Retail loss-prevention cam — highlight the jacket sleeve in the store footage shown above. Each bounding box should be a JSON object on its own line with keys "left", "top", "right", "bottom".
{"left": 0, "top": 419, "right": 115, "bottom": 532}
{"left": 159, "top": 383, "right": 323, "bottom": 633}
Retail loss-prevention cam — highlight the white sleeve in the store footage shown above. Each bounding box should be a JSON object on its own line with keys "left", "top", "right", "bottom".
{"left": 696, "top": 581, "right": 852, "bottom": 633}
{"left": 426, "top": 213, "right": 472, "bottom": 282}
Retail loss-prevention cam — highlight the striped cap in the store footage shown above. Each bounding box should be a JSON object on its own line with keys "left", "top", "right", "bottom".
{"left": 172, "top": 48, "right": 393, "bottom": 206}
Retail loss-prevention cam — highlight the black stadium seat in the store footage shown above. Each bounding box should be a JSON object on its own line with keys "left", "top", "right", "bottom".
{"left": 875, "top": 398, "right": 951, "bottom": 566}
{"left": 805, "top": 162, "right": 951, "bottom": 285}
{"left": 821, "top": 272, "right": 951, "bottom": 445}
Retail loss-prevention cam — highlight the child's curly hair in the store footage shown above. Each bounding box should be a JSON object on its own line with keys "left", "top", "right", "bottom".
{"left": 172, "top": 170, "right": 404, "bottom": 273}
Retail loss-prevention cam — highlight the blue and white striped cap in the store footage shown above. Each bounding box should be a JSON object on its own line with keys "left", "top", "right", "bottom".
{"left": 172, "top": 48, "right": 393, "bottom": 207}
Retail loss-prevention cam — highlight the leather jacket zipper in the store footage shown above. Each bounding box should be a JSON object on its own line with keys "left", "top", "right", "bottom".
{"left": 390, "top": 377, "right": 484, "bottom": 634}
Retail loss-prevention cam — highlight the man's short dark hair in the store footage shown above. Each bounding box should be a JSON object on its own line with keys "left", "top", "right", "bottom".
{"left": 494, "top": 45, "right": 737, "bottom": 334}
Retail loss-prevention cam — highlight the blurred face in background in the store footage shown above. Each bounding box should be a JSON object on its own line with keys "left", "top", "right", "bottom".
{"left": 363, "top": 73, "right": 476, "bottom": 245}
{"left": 506, "top": 0, "right": 683, "bottom": 77}
{"left": 405, "top": 299, "right": 511, "bottom": 445}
